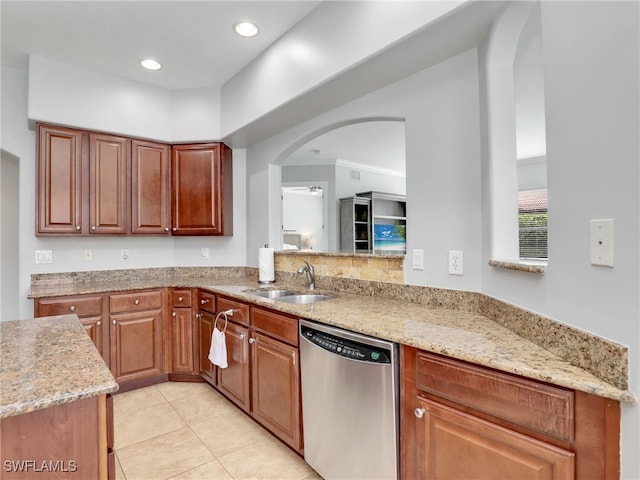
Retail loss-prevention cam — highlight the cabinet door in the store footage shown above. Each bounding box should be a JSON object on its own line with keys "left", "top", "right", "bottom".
{"left": 170, "top": 307, "right": 196, "bottom": 374}
{"left": 216, "top": 321, "right": 251, "bottom": 412}
{"left": 131, "top": 139, "right": 171, "bottom": 235}
{"left": 80, "top": 315, "right": 109, "bottom": 365}
{"left": 110, "top": 309, "right": 163, "bottom": 383}
{"left": 36, "top": 124, "right": 85, "bottom": 234}
{"left": 251, "top": 331, "right": 301, "bottom": 452}
{"left": 89, "top": 133, "right": 129, "bottom": 234}
{"left": 414, "top": 397, "right": 575, "bottom": 480}
{"left": 199, "top": 311, "right": 217, "bottom": 384}
{"left": 171, "top": 143, "right": 232, "bottom": 236}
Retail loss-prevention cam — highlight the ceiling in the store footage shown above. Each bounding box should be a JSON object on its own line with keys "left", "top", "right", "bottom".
{"left": 1, "top": 1, "right": 320, "bottom": 90}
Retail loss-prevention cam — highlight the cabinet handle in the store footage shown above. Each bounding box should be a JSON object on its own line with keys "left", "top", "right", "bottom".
{"left": 249, "top": 338, "right": 256, "bottom": 344}
{"left": 201, "top": 299, "right": 209, "bottom": 305}
{"left": 414, "top": 408, "right": 426, "bottom": 419}
{"left": 178, "top": 296, "right": 183, "bottom": 302}
{"left": 69, "top": 305, "right": 76, "bottom": 312}
{"left": 112, "top": 320, "right": 116, "bottom": 325}
{"left": 96, "top": 321, "right": 102, "bottom": 326}
{"left": 134, "top": 299, "right": 140, "bottom": 305}
{"left": 75, "top": 225, "right": 81, "bottom": 231}
{"left": 172, "top": 312, "right": 177, "bottom": 317}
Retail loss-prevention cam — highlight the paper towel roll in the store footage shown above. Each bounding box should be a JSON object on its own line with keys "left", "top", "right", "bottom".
{"left": 258, "top": 247, "right": 275, "bottom": 283}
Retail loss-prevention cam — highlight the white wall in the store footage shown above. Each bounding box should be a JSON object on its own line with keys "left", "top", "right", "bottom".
{"left": 28, "top": 55, "right": 220, "bottom": 143}
{"left": 0, "top": 149, "right": 20, "bottom": 320}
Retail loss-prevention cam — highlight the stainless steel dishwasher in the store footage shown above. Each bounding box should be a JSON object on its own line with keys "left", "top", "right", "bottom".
{"left": 299, "top": 319, "right": 399, "bottom": 480}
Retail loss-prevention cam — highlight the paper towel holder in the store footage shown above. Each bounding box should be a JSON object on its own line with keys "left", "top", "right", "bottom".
{"left": 258, "top": 243, "right": 276, "bottom": 284}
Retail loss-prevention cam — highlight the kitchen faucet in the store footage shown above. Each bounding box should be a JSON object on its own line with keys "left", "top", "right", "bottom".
{"left": 297, "top": 259, "right": 315, "bottom": 290}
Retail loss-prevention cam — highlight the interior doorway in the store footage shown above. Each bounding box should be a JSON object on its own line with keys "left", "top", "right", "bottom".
{"left": 1, "top": 149, "right": 20, "bottom": 320}
{"left": 281, "top": 184, "right": 328, "bottom": 252}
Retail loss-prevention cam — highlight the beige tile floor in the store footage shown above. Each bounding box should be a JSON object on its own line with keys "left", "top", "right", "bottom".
{"left": 113, "top": 381, "right": 322, "bottom": 480}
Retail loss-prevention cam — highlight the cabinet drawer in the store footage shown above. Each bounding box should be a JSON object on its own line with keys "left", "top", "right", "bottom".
{"left": 217, "top": 296, "right": 249, "bottom": 327}
{"left": 251, "top": 306, "right": 298, "bottom": 346}
{"left": 109, "top": 290, "right": 163, "bottom": 313}
{"left": 416, "top": 351, "right": 574, "bottom": 442}
{"left": 172, "top": 289, "right": 192, "bottom": 307}
{"left": 36, "top": 295, "right": 104, "bottom": 317}
{"left": 198, "top": 290, "right": 216, "bottom": 314}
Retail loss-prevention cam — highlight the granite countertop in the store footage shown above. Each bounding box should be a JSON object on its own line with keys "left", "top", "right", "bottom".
{"left": 28, "top": 272, "right": 637, "bottom": 405}
{"left": 0, "top": 314, "right": 119, "bottom": 419}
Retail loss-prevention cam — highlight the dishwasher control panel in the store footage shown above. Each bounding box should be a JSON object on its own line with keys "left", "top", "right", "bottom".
{"left": 300, "top": 325, "right": 391, "bottom": 364}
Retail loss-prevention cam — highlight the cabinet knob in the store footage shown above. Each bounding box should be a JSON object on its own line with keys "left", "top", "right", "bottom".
{"left": 172, "top": 312, "right": 177, "bottom": 317}
{"left": 112, "top": 320, "right": 117, "bottom": 325}
{"left": 201, "top": 299, "right": 209, "bottom": 305}
{"left": 69, "top": 305, "right": 76, "bottom": 312}
{"left": 178, "top": 296, "right": 183, "bottom": 302}
{"left": 164, "top": 227, "right": 170, "bottom": 232}
{"left": 414, "top": 408, "right": 426, "bottom": 419}
{"left": 249, "top": 338, "right": 256, "bottom": 344}
{"left": 75, "top": 225, "right": 81, "bottom": 231}
{"left": 134, "top": 299, "right": 140, "bottom": 305}
{"left": 172, "top": 227, "right": 177, "bottom": 232}
{"left": 195, "top": 314, "right": 201, "bottom": 319}
{"left": 240, "top": 333, "right": 245, "bottom": 340}
{"left": 91, "top": 225, "right": 96, "bottom": 231}
{"left": 96, "top": 321, "right": 102, "bottom": 326}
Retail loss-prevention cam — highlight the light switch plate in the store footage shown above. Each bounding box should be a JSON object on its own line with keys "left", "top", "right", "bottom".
{"left": 590, "top": 218, "right": 614, "bottom": 267}
{"left": 412, "top": 249, "right": 424, "bottom": 270}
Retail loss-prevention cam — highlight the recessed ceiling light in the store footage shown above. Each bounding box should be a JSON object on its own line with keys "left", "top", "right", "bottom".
{"left": 140, "top": 59, "right": 162, "bottom": 70}
{"left": 234, "top": 21, "right": 259, "bottom": 38}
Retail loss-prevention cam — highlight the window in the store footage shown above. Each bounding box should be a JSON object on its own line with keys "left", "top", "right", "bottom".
{"left": 518, "top": 188, "right": 547, "bottom": 259}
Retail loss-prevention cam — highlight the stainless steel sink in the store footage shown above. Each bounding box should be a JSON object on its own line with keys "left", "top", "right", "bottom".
{"left": 276, "top": 294, "right": 335, "bottom": 305}
{"left": 248, "top": 289, "right": 297, "bottom": 299}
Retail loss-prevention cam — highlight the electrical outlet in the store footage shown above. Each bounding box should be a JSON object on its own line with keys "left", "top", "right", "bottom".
{"left": 120, "top": 249, "right": 129, "bottom": 261}
{"left": 448, "top": 250, "right": 463, "bottom": 275}
{"left": 201, "top": 247, "right": 210, "bottom": 258}
{"left": 84, "top": 248, "right": 93, "bottom": 261}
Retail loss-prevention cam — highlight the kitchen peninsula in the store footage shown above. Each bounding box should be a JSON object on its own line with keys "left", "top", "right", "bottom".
{"left": 25, "top": 264, "right": 635, "bottom": 478}
{"left": 0, "top": 315, "right": 118, "bottom": 479}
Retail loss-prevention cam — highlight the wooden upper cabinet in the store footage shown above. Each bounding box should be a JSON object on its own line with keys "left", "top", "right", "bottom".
{"left": 89, "top": 133, "right": 130, "bottom": 234}
{"left": 131, "top": 139, "right": 171, "bottom": 235}
{"left": 171, "top": 143, "right": 233, "bottom": 236}
{"left": 36, "top": 124, "right": 85, "bottom": 234}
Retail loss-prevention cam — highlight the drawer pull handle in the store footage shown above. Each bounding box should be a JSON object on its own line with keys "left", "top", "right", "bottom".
{"left": 414, "top": 408, "right": 426, "bottom": 419}
{"left": 69, "top": 305, "right": 76, "bottom": 312}
{"left": 134, "top": 299, "right": 140, "bottom": 305}
{"left": 178, "top": 296, "right": 183, "bottom": 302}
{"left": 201, "top": 299, "right": 209, "bottom": 305}
{"left": 96, "top": 321, "right": 102, "bottom": 326}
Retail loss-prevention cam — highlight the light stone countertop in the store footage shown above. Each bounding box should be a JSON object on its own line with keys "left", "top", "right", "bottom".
{"left": 0, "top": 315, "right": 119, "bottom": 419}
{"left": 28, "top": 272, "right": 637, "bottom": 405}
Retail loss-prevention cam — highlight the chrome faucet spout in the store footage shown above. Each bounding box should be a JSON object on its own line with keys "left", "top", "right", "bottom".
{"left": 297, "top": 259, "right": 315, "bottom": 290}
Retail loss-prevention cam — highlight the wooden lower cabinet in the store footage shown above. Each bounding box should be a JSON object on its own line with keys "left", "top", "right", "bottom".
{"left": 414, "top": 397, "right": 574, "bottom": 479}
{"left": 169, "top": 288, "right": 199, "bottom": 377}
{"left": 401, "top": 346, "right": 620, "bottom": 480}
{"left": 34, "top": 294, "right": 109, "bottom": 364}
{"left": 216, "top": 320, "right": 251, "bottom": 412}
{"left": 250, "top": 330, "right": 301, "bottom": 451}
{"left": 198, "top": 310, "right": 217, "bottom": 385}
{"left": 0, "top": 395, "right": 112, "bottom": 479}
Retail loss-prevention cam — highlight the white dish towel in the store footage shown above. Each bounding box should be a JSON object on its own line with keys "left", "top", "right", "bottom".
{"left": 208, "top": 327, "right": 228, "bottom": 368}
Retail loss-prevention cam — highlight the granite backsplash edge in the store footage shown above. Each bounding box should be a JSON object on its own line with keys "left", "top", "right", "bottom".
{"left": 30, "top": 266, "right": 628, "bottom": 391}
